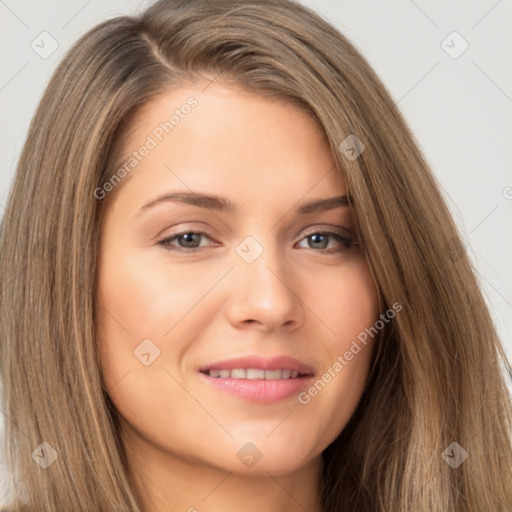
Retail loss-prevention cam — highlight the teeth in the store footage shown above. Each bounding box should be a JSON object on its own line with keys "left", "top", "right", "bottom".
{"left": 206, "top": 368, "right": 305, "bottom": 379}
{"left": 247, "top": 368, "right": 265, "bottom": 379}
{"left": 265, "top": 369, "right": 282, "bottom": 380}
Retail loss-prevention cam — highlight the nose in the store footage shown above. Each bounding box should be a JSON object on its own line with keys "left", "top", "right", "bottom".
{"left": 225, "top": 242, "right": 304, "bottom": 332}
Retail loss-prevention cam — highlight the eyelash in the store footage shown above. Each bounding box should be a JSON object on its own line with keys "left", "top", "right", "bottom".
{"left": 157, "top": 228, "right": 357, "bottom": 254}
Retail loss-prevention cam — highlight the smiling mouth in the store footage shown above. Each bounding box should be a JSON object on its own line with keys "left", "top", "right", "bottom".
{"left": 198, "top": 355, "right": 315, "bottom": 402}
{"left": 201, "top": 368, "right": 312, "bottom": 379}
{"left": 199, "top": 366, "right": 314, "bottom": 402}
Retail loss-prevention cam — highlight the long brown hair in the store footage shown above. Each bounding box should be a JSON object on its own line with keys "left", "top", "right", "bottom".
{"left": 1, "top": 0, "right": 511, "bottom": 510}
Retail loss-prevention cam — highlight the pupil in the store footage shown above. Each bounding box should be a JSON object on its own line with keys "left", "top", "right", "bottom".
{"left": 180, "top": 233, "right": 199, "bottom": 247}
{"left": 310, "top": 234, "right": 327, "bottom": 248}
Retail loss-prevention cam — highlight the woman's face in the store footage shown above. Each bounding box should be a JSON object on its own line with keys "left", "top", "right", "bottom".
{"left": 96, "top": 84, "right": 379, "bottom": 477}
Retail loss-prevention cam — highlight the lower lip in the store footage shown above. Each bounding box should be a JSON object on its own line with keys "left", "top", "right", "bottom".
{"left": 199, "top": 373, "right": 314, "bottom": 402}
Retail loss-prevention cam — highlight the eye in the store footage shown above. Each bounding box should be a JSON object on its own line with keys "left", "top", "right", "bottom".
{"left": 296, "top": 230, "right": 356, "bottom": 253}
{"left": 157, "top": 227, "right": 356, "bottom": 254}
{"left": 158, "top": 231, "right": 215, "bottom": 252}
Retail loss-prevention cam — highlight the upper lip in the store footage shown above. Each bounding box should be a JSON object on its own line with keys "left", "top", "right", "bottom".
{"left": 199, "top": 355, "right": 315, "bottom": 375}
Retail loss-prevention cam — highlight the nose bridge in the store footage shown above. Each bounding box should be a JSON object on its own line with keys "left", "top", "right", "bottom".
{"left": 228, "top": 234, "right": 302, "bottom": 331}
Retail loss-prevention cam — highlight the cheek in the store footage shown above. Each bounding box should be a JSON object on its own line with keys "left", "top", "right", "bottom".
{"left": 95, "top": 246, "right": 215, "bottom": 340}
{"left": 298, "top": 257, "right": 379, "bottom": 436}
{"left": 311, "top": 256, "right": 379, "bottom": 349}
{"left": 94, "top": 253, "right": 191, "bottom": 443}
{"left": 94, "top": 242, "right": 229, "bottom": 405}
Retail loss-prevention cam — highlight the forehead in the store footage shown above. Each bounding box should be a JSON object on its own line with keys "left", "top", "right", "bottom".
{"left": 112, "top": 84, "right": 345, "bottom": 208}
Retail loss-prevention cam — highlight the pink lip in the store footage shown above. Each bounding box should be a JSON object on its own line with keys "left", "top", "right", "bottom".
{"left": 198, "top": 355, "right": 315, "bottom": 403}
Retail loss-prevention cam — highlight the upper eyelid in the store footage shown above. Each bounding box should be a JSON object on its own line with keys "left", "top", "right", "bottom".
{"left": 160, "top": 224, "right": 353, "bottom": 239}
{"left": 301, "top": 224, "right": 354, "bottom": 236}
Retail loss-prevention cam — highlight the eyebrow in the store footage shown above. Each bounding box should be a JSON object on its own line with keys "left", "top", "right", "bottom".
{"left": 138, "top": 192, "right": 350, "bottom": 215}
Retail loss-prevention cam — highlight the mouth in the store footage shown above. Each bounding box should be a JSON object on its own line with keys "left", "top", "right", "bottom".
{"left": 201, "top": 368, "right": 310, "bottom": 379}
{"left": 198, "top": 355, "right": 314, "bottom": 402}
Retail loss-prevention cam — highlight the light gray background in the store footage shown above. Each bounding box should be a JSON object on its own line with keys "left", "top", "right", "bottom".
{"left": 1, "top": 0, "right": 511, "bottom": 504}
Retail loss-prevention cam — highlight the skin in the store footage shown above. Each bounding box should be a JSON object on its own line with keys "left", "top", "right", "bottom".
{"left": 96, "top": 83, "right": 379, "bottom": 512}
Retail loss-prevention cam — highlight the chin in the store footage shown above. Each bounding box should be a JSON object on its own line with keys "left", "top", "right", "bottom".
{"left": 213, "top": 435, "right": 323, "bottom": 476}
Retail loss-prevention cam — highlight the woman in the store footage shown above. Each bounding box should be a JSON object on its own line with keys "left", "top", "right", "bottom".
{"left": 1, "top": 0, "right": 511, "bottom": 510}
